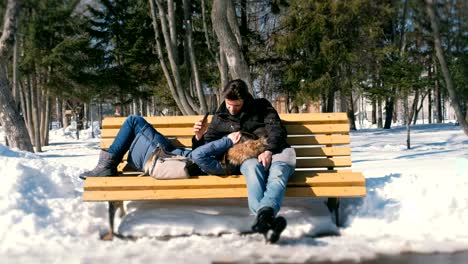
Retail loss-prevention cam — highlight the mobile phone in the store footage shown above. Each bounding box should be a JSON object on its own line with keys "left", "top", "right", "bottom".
{"left": 202, "top": 112, "right": 209, "bottom": 123}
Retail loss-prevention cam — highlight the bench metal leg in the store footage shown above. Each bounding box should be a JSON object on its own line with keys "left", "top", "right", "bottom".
{"left": 101, "top": 201, "right": 125, "bottom": 241}
{"left": 326, "top": 198, "right": 341, "bottom": 227}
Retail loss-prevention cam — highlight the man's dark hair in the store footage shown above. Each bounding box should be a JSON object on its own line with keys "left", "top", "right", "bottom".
{"left": 222, "top": 79, "right": 252, "bottom": 101}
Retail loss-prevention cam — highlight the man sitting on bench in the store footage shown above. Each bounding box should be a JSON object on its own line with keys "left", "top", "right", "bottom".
{"left": 192, "top": 79, "right": 296, "bottom": 243}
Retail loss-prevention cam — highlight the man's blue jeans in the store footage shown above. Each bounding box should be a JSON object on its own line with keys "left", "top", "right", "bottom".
{"left": 240, "top": 159, "right": 294, "bottom": 215}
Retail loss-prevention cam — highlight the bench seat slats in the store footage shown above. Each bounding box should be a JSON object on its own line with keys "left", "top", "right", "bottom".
{"left": 83, "top": 172, "right": 365, "bottom": 191}
{"left": 83, "top": 186, "right": 366, "bottom": 201}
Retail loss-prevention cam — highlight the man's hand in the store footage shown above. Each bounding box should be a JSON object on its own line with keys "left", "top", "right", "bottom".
{"left": 258, "top": 150, "right": 272, "bottom": 169}
{"left": 193, "top": 118, "right": 208, "bottom": 140}
{"left": 227, "top": 131, "right": 241, "bottom": 144}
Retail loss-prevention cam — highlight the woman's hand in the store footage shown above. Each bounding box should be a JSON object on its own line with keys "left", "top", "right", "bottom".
{"left": 227, "top": 131, "right": 241, "bottom": 144}
{"left": 258, "top": 150, "right": 272, "bottom": 168}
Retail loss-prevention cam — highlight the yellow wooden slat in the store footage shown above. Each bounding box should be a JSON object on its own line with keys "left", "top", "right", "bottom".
{"left": 111, "top": 146, "right": 352, "bottom": 160}
{"left": 101, "top": 135, "right": 351, "bottom": 149}
{"left": 280, "top": 112, "right": 349, "bottom": 124}
{"left": 101, "top": 124, "right": 349, "bottom": 138}
{"left": 83, "top": 186, "right": 365, "bottom": 201}
{"left": 101, "top": 127, "right": 196, "bottom": 138}
{"left": 102, "top": 116, "right": 212, "bottom": 129}
{"left": 83, "top": 172, "right": 365, "bottom": 190}
{"left": 285, "top": 124, "right": 349, "bottom": 134}
{"left": 101, "top": 137, "right": 192, "bottom": 149}
{"left": 284, "top": 186, "right": 366, "bottom": 197}
{"left": 294, "top": 147, "right": 350, "bottom": 157}
{"left": 101, "top": 113, "right": 349, "bottom": 129}
{"left": 296, "top": 157, "right": 352, "bottom": 168}
{"left": 287, "top": 135, "right": 350, "bottom": 145}
{"left": 115, "top": 156, "right": 352, "bottom": 169}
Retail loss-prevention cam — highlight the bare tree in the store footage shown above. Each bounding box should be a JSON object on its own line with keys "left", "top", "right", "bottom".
{"left": 425, "top": 0, "right": 468, "bottom": 136}
{"left": 0, "top": 0, "right": 34, "bottom": 152}
{"left": 149, "top": 0, "right": 216, "bottom": 115}
{"left": 183, "top": 0, "right": 208, "bottom": 114}
{"left": 201, "top": 0, "right": 227, "bottom": 104}
{"left": 211, "top": 0, "right": 252, "bottom": 93}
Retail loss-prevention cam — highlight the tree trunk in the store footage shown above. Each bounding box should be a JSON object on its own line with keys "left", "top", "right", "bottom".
{"left": 31, "top": 70, "right": 41, "bottom": 152}
{"left": 413, "top": 92, "right": 428, "bottom": 125}
{"left": 201, "top": 0, "right": 225, "bottom": 106}
{"left": 218, "top": 47, "right": 229, "bottom": 103}
{"left": 62, "top": 100, "right": 69, "bottom": 128}
{"left": 425, "top": 0, "right": 468, "bottom": 136}
{"left": 12, "top": 22, "right": 19, "bottom": 108}
{"left": 56, "top": 97, "right": 62, "bottom": 127}
{"left": 371, "top": 99, "right": 377, "bottom": 124}
{"left": 433, "top": 59, "right": 443, "bottom": 123}
{"left": 184, "top": 0, "right": 208, "bottom": 114}
{"left": 157, "top": 0, "right": 195, "bottom": 115}
{"left": 377, "top": 98, "right": 383, "bottom": 128}
{"left": 0, "top": 0, "right": 34, "bottom": 152}
{"left": 23, "top": 77, "right": 34, "bottom": 142}
{"left": 347, "top": 93, "right": 356, "bottom": 131}
{"left": 41, "top": 95, "right": 50, "bottom": 147}
{"left": 212, "top": 0, "right": 252, "bottom": 93}
{"left": 384, "top": 96, "right": 394, "bottom": 129}
{"left": 404, "top": 97, "right": 411, "bottom": 149}
{"left": 149, "top": 0, "right": 195, "bottom": 115}
{"left": 428, "top": 89, "right": 432, "bottom": 124}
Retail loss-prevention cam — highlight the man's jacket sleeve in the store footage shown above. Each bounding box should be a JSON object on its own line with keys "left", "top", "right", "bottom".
{"left": 261, "top": 99, "right": 288, "bottom": 153}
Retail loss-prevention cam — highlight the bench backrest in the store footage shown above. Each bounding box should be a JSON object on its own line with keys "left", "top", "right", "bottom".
{"left": 100, "top": 113, "right": 352, "bottom": 174}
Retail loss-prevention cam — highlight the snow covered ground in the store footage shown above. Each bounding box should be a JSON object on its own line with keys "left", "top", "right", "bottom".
{"left": 0, "top": 122, "right": 467, "bottom": 263}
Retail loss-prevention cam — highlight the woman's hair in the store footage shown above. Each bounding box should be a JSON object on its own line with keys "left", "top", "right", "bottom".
{"left": 222, "top": 79, "right": 252, "bottom": 101}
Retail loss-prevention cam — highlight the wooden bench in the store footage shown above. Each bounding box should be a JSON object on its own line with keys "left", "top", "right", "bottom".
{"left": 83, "top": 113, "right": 366, "bottom": 240}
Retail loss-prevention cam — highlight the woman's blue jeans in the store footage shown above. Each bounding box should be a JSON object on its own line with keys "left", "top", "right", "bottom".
{"left": 191, "top": 137, "right": 233, "bottom": 175}
{"left": 107, "top": 115, "right": 187, "bottom": 161}
{"left": 240, "top": 159, "right": 294, "bottom": 215}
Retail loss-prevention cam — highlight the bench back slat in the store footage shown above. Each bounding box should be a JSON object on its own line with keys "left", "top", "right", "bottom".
{"left": 100, "top": 124, "right": 349, "bottom": 138}
{"left": 101, "top": 135, "right": 351, "bottom": 149}
{"left": 99, "top": 113, "right": 353, "bottom": 172}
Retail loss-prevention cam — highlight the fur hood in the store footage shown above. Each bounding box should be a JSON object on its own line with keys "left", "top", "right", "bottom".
{"left": 225, "top": 132, "right": 267, "bottom": 166}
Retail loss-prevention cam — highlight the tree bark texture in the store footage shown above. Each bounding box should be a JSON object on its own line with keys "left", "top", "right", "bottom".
{"left": 149, "top": 0, "right": 196, "bottom": 115}
{"left": 0, "top": 0, "right": 34, "bottom": 152}
{"left": 31, "top": 69, "right": 41, "bottom": 152}
{"left": 212, "top": 0, "right": 252, "bottom": 93}
{"left": 183, "top": 0, "right": 208, "bottom": 114}
{"left": 425, "top": 0, "right": 468, "bottom": 136}
{"left": 155, "top": 0, "right": 195, "bottom": 114}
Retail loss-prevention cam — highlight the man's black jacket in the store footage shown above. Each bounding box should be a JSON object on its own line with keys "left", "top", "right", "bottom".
{"left": 193, "top": 98, "right": 289, "bottom": 154}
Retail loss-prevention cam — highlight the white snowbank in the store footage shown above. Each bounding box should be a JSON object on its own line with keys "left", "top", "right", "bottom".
{"left": 0, "top": 122, "right": 467, "bottom": 263}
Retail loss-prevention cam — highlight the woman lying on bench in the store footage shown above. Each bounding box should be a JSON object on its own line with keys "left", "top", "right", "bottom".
{"left": 80, "top": 79, "right": 295, "bottom": 243}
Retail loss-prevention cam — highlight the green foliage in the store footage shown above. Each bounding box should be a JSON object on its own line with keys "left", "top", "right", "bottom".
{"left": 451, "top": 54, "right": 468, "bottom": 103}
{"left": 275, "top": 0, "right": 394, "bottom": 106}
{"left": 84, "top": 0, "right": 158, "bottom": 101}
